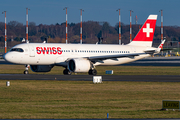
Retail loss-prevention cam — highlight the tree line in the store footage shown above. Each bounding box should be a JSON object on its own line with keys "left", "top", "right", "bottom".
{"left": 0, "top": 20, "right": 180, "bottom": 48}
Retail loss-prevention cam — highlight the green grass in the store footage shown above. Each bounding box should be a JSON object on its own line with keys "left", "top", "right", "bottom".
{"left": 0, "top": 65, "right": 180, "bottom": 118}
{"left": 1, "top": 64, "right": 180, "bottom": 75}
{"left": 0, "top": 80, "right": 180, "bottom": 119}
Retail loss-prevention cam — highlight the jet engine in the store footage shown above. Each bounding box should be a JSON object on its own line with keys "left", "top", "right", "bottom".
{"left": 30, "top": 65, "right": 54, "bottom": 72}
{"left": 68, "top": 58, "right": 91, "bottom": 72}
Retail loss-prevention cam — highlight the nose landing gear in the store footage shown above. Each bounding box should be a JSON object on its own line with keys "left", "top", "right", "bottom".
{"left": 24, "top": 64, "right": 29, "bottom": 74}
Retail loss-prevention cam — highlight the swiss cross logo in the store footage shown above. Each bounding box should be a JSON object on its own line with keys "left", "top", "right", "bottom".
{"left": 159, "top": 44, "right": 163, "bottom": 49}
{"left": 143, "top": 23, "right": 153, "bottom": 37}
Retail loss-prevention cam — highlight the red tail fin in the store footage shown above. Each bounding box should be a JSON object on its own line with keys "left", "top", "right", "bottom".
{"left": 129, "top": 15, "right": 157, "bottom": 47}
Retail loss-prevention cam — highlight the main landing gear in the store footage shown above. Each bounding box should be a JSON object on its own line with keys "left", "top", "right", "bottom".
{"left": 63, "top": 68, "right": 72, "bottom": 75}
{"left": 24, "top": 64, "right": 29, "bottom": 74}
{"left": 88, "top": 69, "right": 97, "bottom": 75}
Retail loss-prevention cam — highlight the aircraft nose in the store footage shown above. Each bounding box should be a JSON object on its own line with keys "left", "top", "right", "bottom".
{"left": 4, "top": 53, "right": 12, "bottom": 62}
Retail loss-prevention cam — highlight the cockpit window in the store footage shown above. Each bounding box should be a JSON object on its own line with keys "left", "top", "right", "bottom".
{"left": 10, "top": 48, "right": 24, "bottom": 52}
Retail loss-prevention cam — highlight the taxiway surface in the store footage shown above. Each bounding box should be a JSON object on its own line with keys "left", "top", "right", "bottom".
{"left": 0, "top": 74, "right": 180, "bottom": 82}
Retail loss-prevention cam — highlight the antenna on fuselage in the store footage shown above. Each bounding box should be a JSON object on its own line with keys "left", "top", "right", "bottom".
{"left": 98, "top": 37, "right": 103, "bottom": 44}
{"left": 22, "top": 38, "right": 25, "bottom": 42}
{"left": 43, "top": 37, "right": 48, "bottom": 43}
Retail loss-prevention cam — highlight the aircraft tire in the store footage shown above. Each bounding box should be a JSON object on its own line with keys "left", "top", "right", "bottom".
{"left": 24, "top": 70, "right": 29, "bottom": 74}
{"left": 88, "top": 69, "right": 97, "bottom": 75}
{"left": 63, "top": 69, "right": 72, "bottom": 75}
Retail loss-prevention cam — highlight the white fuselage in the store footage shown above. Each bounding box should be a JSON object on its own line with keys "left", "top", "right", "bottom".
{"left": 4, "top": 43, "right": 150, "bottom": 66}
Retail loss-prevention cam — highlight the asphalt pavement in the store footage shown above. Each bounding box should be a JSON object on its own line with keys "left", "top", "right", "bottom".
{"left": 0, "top": 74, "right": 180, "bottom": 82}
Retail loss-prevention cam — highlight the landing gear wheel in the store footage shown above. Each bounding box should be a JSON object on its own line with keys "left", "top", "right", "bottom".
{"left": 24, "top": 70, "right": 29, "bottom": 74}
{"left": 88, "top": 69, "right": 97, "bottom": 75}
{"left": 24, "top": 64, "right": 30, "bottom": 74}
{"left": 63, "top": 69, "right": 72, "bottom": 75}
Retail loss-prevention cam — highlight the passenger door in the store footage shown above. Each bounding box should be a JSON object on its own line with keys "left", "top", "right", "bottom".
{"left": 29, "top": 45, "right": 35, "bottom": 57}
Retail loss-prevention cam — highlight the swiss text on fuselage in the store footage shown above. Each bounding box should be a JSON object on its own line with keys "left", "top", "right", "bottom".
{"left": 36, "top": 47, "right": 62, "bottom": 55}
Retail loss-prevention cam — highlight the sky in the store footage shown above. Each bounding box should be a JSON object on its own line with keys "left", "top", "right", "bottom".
{"left": 0, "top": 0, "right": 180, "bottom": 27}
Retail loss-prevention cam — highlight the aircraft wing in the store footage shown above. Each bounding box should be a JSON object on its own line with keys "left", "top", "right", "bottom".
{"left": 87, "top": 53, "right": 146, "bottom": 60}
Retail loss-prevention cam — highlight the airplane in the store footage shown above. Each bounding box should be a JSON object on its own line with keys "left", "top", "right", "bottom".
{"left": 4, "top": 14, "right": 165, "bottom": 75}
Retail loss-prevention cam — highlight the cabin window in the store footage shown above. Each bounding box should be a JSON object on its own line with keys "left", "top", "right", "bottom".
{"left": 10, "top": 48, "right": 24, "bottom": 52}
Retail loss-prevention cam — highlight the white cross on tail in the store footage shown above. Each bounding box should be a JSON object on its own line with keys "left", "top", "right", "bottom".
{"left": 143, "top": 23, "right": 153, "bottom": 37}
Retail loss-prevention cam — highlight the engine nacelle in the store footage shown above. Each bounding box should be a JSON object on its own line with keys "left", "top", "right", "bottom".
{"left": 30, "top": 65, "right": 54, "bottom": 72}
{"left": 68, "top": 58, "right": 91, "bottom": 72}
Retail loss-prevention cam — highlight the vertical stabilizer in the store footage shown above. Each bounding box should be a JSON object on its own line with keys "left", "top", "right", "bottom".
{"left": 129, "top": 15, "right": 157, "bottom": 47}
